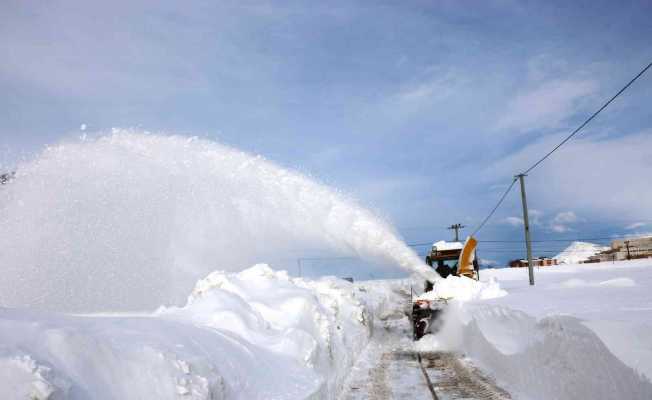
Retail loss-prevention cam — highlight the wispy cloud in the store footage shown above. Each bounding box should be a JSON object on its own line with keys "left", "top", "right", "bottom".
{"left": 625, "top": 222, "right": 648, "bottom": 230}
{"left": 495, "top": 78, "right": 598, "bottom": 133}
{"left": 394, "top": 68, "right": 467, "bottom": 106}
{"left": 504, "top": 216, "right": 524, "bottom": 226}
{"left": 550, "top": 211, "right": 578, "bottom": 233}
{"left": 504, "top": 209, "right": 543, "bottom": 227}
{"left": 485, "top": 130, "right": 652, "bottom": 225}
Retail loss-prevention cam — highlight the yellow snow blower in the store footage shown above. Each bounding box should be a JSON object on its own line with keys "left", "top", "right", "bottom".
{"left": 411, "top": 236, "right": 479, "bottom": 339}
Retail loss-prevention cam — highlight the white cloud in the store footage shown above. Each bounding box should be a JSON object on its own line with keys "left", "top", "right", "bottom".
{"left": 622, "top": 232, "right": 652, "bottom": 239}
{"left": 395, "top": 68, "right": 466, "bottom": 105}
{"left": 549, "top": 210, "right": 578, "bottom": 232}
{"left": 553, "top": 211, "right": 578, "bottom": 224}
{"left": 495, "top": 78, "right": 598, "bottom": 133}
{"left": 529, "top": 209, "right": 543, "bottom": 225}
{"left": 625, "top": 222, "right": 647, "bottom": 230}
{"left": 550, "top": 223, "right": 570, "bottom": 233}
{"left": 503, "top": 210, "right": 578, "bottom": 233}
{"left": 504, "top": 216, "right": 524, "bottom": 226}
{"left": 504, "top": 209, "right": 543, "bottom": 228}
{"left": 484, "top": 130, "right": 652, "bottom": 225}
{"left": 480, "top": 258, "right": 499, "bottom": 267}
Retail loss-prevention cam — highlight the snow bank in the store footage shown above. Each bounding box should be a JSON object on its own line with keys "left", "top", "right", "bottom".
{"left": 0, "top": 265, "right": 372, "bottom": 400}
{"left": 460, "top": 310, "right": 652, "bottom": 399}
{"left": 159, "top": 264, "right": 371, "bottom": 398}
{"left": 555, "top": 241, "right": 609, "bottom": 264}
{"left": 417, "top": 275, "right": 507, "bottom": 302}
{"left": 420, "top": 260, "right": 652, "bottom": 400}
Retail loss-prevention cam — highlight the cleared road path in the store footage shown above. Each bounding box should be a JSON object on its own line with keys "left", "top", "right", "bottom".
{"left": 339, "top": 312, "right": 510, "bottom": 400}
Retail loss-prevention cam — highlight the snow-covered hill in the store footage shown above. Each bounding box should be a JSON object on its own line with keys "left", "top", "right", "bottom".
{"left": 554, "top": 241, "right": 610, "bottom": 264}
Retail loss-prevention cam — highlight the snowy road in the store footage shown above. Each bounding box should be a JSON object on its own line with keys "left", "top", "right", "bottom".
{"left": 339, "top": 307, "right": 510, "bottom": 400}
{"left": 340, "top": 316, "right": 433, "bottom": 400}
{"left": 419, "top": 352, "right": 511, "bottom": 400}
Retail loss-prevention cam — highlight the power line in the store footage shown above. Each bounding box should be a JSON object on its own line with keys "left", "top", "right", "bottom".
{"left": 408, "top": 233, "right": 646, "bottom": 247}
{"left": 466, "top": 61, "right": 651, "bottom": 239}
{"left": 479, "top": 235, "right": 637, "bottom": 243}
{"left": 470, "top": 178, "right": 518, "bottom": 236}
{"left": 522, "top": 61, "right": 652, "bottom": 175}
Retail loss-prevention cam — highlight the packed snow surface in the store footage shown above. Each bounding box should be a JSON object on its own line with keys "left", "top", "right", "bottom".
{"left": 0, "top": 130, "right": 432, "bottom": 312}
{"left": 554, "top": 241, "right": 609, "bottom": 264}
{"left": 421, "top": 259, "right": 652, "bottom": 400}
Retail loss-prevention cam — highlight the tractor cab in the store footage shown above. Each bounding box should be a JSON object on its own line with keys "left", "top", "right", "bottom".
{"left": 426, "top": 240, "right": 464, "bottom": 279}
{"left": 425, "top": 238, "right": 479, "bottom": 285}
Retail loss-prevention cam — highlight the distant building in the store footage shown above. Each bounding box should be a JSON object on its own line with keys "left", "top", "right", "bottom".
{"left": 509, "top": 257, "right": 558, "bottom": 268}
{"left": 588, "top": 237, "right": 652, "bottom": 263}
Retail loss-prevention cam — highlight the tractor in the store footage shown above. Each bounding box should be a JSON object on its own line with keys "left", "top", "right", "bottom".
{"left": 411, "top": 236, "right": 479, "bottom": 340}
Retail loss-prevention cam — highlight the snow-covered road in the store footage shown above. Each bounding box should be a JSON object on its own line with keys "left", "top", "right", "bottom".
{"left": 340, "top": 316, "right": 432, "bottom": 400}
{"left": 339, "top": 294, "right": 510, "bottom": 400}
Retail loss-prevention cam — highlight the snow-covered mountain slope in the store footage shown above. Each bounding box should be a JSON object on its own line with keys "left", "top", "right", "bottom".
{"left": 554, "top": 241, "right": 609, "bottom": 264}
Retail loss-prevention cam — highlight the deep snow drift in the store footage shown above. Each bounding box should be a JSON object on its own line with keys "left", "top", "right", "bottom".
{"left": 0, "top": 130, "right": 432, "bottom": 312}
{"left": 422, "top": 260, "right": 652, "bottom": 400}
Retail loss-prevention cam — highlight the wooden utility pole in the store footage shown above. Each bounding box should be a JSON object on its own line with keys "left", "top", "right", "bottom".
{"left": 625, "top": 240, "right": 631, "bottom": 260}
{"left": 447, "top": 223, "right": 466, "bottom": 242}
{"left": 516, "top": 174, "right": 535, "bottom": 286}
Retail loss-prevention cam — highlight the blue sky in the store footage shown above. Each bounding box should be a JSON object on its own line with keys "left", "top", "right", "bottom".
{"left": 1, "top": 0, "right": 652, "bottom": 267}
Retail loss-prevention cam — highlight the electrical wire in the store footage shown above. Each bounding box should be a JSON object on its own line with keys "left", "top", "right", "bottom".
{"left": 463, "top": 61, "right": 652, "bottom": 238}
{"left": 522, "top": 62, "right": 652, "bottom": 175}
{"left": 470, "top": 178, "right": 518, "bottom": 236}
{"left": 300, "top": 64, "right": 652, "bottom": 264}
{"left": 479, "top": 235, "right": 643, "bottom": 243}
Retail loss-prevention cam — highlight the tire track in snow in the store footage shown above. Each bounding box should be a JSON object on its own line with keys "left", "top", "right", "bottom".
{"left": 419, "top": 351, "right": 511, "bottom": 400}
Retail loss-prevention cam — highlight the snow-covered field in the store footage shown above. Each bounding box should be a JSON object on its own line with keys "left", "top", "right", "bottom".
{"left": 423, "top": 259, "right": 652, "bottom": 400}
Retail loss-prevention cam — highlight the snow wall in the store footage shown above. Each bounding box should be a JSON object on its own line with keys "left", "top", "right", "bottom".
{"left": 0, "top": 264, "right": 375, "bottom": 400}
{"left": 0, "top": 130, "right": 429, "bottom": 312}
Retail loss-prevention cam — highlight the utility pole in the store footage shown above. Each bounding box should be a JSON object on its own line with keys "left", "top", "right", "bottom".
{"left": 516, "top": 174, "right": 535, "bottom": 286}
{"left": 625, "top": 240, "right": 631, "bottom": 260}
{"left": 447, "top": 223, "right": 466, "bottom": 242}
